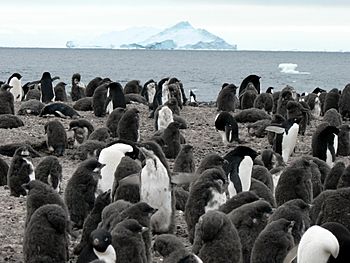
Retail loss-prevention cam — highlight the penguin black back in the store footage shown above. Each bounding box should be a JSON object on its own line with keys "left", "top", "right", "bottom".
{"left": 40, "top": 72, "right": 55, "bottom": 103}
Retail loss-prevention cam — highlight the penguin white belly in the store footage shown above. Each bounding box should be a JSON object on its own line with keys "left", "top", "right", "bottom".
{"left": 204, "top": 187, "right": 227, "bottom": 213}
{"left": 93, "top": 245, "right": 116, "bottom": 263}
{"left": 158, "top": 106, "right": 173, "bottom": 130}
{"left": 334, "top": 134, "right": 338, "bottom": 154}
{"left": 326, "top": 149, "right": 333, "bottom": 168}
{"left": 218, "top": 130, "right": 228, "bottom": 144}
{"left": 194, "top": 255, "right": 203, "bottom": 263}
{"left": 162, "top": 83, "right": 170, "bottom": 105}
{"left": 147, "top": 85, "right": 156, "bottom": 104}
{"left": 9, "top": 78, "right": 23, "bottom": 102}
{"left": 312, "top": 102, "right": 321, "bottom": 117}
{"left": 48, "top": 173, "right": 60, "bottom": 192}
{"left": 272, "top": 170, "right": 283, "bottom": 196}
{"left": 297, "top": 225, "right": 339, "bottom": 263}
{"left": 140, "top": 158, "right": 172, "bottom": 231}
{"left": 106, "top": 88, "right": 113, "bottom": 114}
{"left": 228, "top": 180, "right": 237, "bottom": 197}
{"left": 238, "top": 156, "right": 253, "bottom": 191}
{"left": 23, "top": 158, "right": 35, "bottom": 181}
{"left": 282, "top": 124, "right": 299, "bottom": 162}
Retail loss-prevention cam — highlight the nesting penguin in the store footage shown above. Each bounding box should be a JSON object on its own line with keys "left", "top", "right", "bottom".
{"left": 214, "top": 111, "right": 240, "bottom": 145}
{"left": 40, "top": 102, "right": 80, "bottom": 118}
{"left": 23, "top": 204, "right": 68, "bottom": 263}
{"left": 64, "top": 159, "right": 104, "bottom": 229}
{"left": 223, "top": 146, "right": 258, "bottom": 198}
{"left": 7, "top": 146, "right": 35, "bottom": 197}
{"left": 7, "top": 72, "right": 23, "bottom": 102}
{"left": 0, "top": 84, "right": 15, "bottom": 114}
{"left": 44, "top": 119, "right": 67, "bottom": 156}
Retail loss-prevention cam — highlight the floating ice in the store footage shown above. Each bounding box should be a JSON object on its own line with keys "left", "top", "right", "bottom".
{"left": 278, "top": 63, "right": 310, "bottom": 75}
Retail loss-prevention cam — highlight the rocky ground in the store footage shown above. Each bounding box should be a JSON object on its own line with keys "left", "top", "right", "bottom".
{"left": 0, "top": 101, "right": 349, "bottom": 263}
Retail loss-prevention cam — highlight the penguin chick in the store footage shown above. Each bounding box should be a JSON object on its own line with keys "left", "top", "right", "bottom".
{"left": 254, "top": 92, "right": 273, "bottom": 113}
{"left": 89, "top": 127, "right": 111, "bottom": 143}
{"left": 195, "top": 153, "right": 227, "bottom": 178}
{"left": 324, "top": 161, "right": 346, "bottom": 190}
{"left": 214, "top": 111, "right": 240, "bottom": 145}
{"left": 54, "top": 82, "right": 68, "bottom": 101}
{"left": 218, "top": 191, "right": 260, "bottom": 214}
{"left": 44, "top": 119, "right": 67, "bottom": 156}
{"left": 69, "top": 119, "right": 95, "bottom": 137}
{"left": 34, "top": 156, "right": 62, "bottom": 192}
{"left": 0, "top": 157, "right": 9, "bottom": 186}
{"left": 234, "top": 108, "right": 271, "bottom": 123}
{"left": 173, "top": 144, "right": 195, "bottom": 173}
{"left": 23, "top": 204, "right": 68, "bottom": 263}
{"left": 250, "top": 219, "right": 295, "bottom": 263}
{"left": 18, "top": 99, "right": 45, "bottom": 116}
{"left": 73, "top": 140, "right": 106, "bottom": 161}
{"left": 77, "top": 228, "right": 116, "bottom": 263}
{"left": 0, "top": 84, "right": 14, "bottom": 114}
{"left": 162, "top": 121, "right": 181, "bottom": 159}
{"left": 65, "top": 159, "right": 104, "bottom": 229}
{"left": 99, "top": 200, "right": 132, "bottom": 231}
{"left": 260, "top": 149, "right": 285, "bottom": 171}
{"left": 117, "top": 108, "right": 140, "bottom": 142}
{"left": 7, "top": 146, "right": 35, "bottom": 197}
{"left": 106, "top": 107, "right": 126, "bottom": 137}
{"left": 337, "top": 124, "right": 350, "bottom": 156}
{"left": 216, "top": 83, "right": 238, "bottom": 112}
{"left": 185, "top": 168, "right": 227, "bottom": 243}
{"left": 192, "top": 210, "right": 242, "bottom": 263}
{"left": 323, "top": 108, "right": 342, "bottom": 127}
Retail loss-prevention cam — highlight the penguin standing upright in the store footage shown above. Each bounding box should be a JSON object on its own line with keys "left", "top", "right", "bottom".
{"left": 223, "top": 146, "right": 258, "bottom": 198}
{"left": 214, "top": 111, "right": 240, "bottom": 145}
{"left": 34, "top": 156, "right": 62, "bottom": 192}
{"left": 54, "top": 82, "right": 68, "bottom": 101}
{"left": 7, "top": 73, "right": 23, "bottom": 102}
{"left": 105, "top": 82, "right": 126, "bottom": 114}
{"left": 64, "top": 159, "right": 104, "bottom": 229}
{"left": 39, "top": 72, "right": 59, "bottom": 103}
{"left": 239, "top": 74, "right": 261, "bottom": 96}
{"left": 141, "top": 79, "right": 157, "bottom": 109}
{"left": 117, "top": 108, "right": 140, "bottom": 142}
{"left": 71, "top": 73, "right": 86, "bottom": 101}
{"left": 173, "top": 144, "right": 196, "bottom": 173}
{"left": 324, "top": 88, "right": 340, "bottom": 113}
{"left": 85, "top": 77, "right": 103, "bottom": 97}
{"left": 0, "top": 84, "right": 15, "bottom": 114}
{"left": 106, "top": 108, "right": 126, "bottom": 137}
{"left": 265, "top": 118, "right": 299, "bottom": 163}
{"left": 312, "top": 123, "right": 339, "bottom": 167}
{"left": 44, "top": 120, "right": 67, "bottom": 156}
{"left": 216, "top": 84, "right": 238, "bottom": 112}
{"left": 240, "top": 83, "right": 258, "bottom": 109}
{"left": 155, "top": 105, "right": 174, "bottom": 131}
{"left": 7, "top": 146, "right": 35, "bottom": 197}
{"left": 92, "top": 82, "right": 110, "bottom": 117}
{"left": 161, "top": 121, "right": 181, "bottom": 159}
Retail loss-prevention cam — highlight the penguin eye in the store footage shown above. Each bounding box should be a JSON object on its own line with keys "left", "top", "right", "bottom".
{"left": 104, "top": 237, "right": 109, "bottom": 242}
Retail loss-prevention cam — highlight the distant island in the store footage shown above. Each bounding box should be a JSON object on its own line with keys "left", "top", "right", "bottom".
{"left": 66, "top": 21, "right": 237, "bottom": 51}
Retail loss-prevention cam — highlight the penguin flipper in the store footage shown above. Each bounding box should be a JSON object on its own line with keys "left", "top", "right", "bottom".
{"left": 119, "top": 173, "right": 141, "bottom": 186}
{"left": 225, "top": 125, "right": 233, "bottom": 143}
{"left": 283, "top": 245, "right": 298, "bottom": 263}
{"left": 265, "top": 126, "right": 285, "bottom": 134}
{"left": 171, "top": 172, "right": 196, "bottom": 185}
{"left": 54, "top": 111, "right": 67, "bottom": 119}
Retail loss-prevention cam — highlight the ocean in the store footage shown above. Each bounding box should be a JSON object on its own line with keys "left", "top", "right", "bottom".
{"left": 0, "top": 48, "right": 349, "bottom": 102}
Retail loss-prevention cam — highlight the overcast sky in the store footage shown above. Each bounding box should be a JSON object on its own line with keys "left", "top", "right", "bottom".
{"left": 1, "top": 0, "right": 350, "bottom": 51}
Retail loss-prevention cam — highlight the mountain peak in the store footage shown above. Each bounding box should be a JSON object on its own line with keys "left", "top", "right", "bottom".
{"left": 171, "top": 21, "right": 193, "bottom": 29}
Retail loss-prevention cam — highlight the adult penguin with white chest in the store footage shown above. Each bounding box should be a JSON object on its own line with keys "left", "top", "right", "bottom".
{"left": 35, "top": 72, "right": 60, "bottom": 103}
{"left": 139, "top": 141, "right": 175, "bottom": 234}
{"left": 141, "top": 79, "right": 157, "bottom": 110}
{"left": 7, "top": 72, "right": 23, "bottom": 102}
{"left": 223, "top": 146, "right": 258, "bottom": 198}
{"left": 0, "top": 84, "right": 15, "bottom": 114}
{"left": 214, "top": 111, "right": 240, "bottom": 145}
{"left": 265, "top": 118, "right": 299, "bottom": 163}
{"left": 105, "top": 82, "right": 126, "bottom": 114}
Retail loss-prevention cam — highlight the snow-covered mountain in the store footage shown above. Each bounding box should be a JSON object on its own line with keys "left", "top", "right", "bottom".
{"left": 66, "top": 21, "right": 237, "bottom": 50}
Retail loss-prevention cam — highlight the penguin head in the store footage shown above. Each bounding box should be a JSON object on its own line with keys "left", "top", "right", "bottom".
{"left": 14, "top": 146, "right": 30, "bottom": 157}
{"left": 153, "top": 234, "right": 185, "bottom": 257}
{"left": 41, "top": 71, "right": 52, "bottom": 79}
{"left": 312, "top": 87, "right": 326, "bottom": 94}
{"left": 72, "top": 73, "right": 81, "bottom": 84}
{"left": 0, "top": 84, "right": 12, "bottom": 91}
{"left": 266, "top": 87, "right": 274, "bottom": 94}
{"left": 82, "top": 159, "right": 106, "bottom": 173}
{"left": 135, "top": 202, "right": 157, "bottom": 216}
{"left": 166, "top": 97, "right": 179, "bottom": 107}
{"left": 197, "top": 210, "right": 227, "bottom": 242}
{"left": 90, "top": 229, "right": 112, "bottom": 252}
{"left": 200, "top": 153, "right": 228, "bottom": 169}
{"left": 9, "top": 72, "right": 22, "bottom": 81}
{"left": 57, "top": 82, "right": 67, "bottom": 87}
{"left": 121, "top": 218, "right": 148, "bottom": 234}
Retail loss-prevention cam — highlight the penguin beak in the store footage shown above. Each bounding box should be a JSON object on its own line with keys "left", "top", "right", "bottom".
{"left": 93, "top": 238, "right": 100, "bottom": 246}
{"left": 141, "top": 226, "right": 149, "bottom": 233}
{"left": 21, "top": 183, "right": 30, "bottom": 192}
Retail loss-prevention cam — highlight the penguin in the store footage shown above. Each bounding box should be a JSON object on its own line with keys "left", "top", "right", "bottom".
{"left": 153, "top": 234, "right": 203, "bottom": 263}
{"left": 324, "top": 161, "right": 346, "bottom": 190}
{"left": 337, "top": 164, "right": 350, "bottom": 189}
{"left": 173, "top": 144, "right": 196, "bottom": 173}
{"left": 164, "top": 97, "right": 181, "bottom": 115}
{"left": 214, "top": 111, "right": 240, "bottom": 145}
{"left": 40, "top": 102, "right": 80, "bottom": 118}
{"left": 324, "top": 108, "right": 342, "bottom": 127}
{"left": 312, "top": 87, "right": 327, "bottom": 94}
{"left": 266, "top": 87, "right": 274, "bottom": 94}
{"left": 7, "top": 72, "right": 23, "bottom": 102}
{"left": 254, "top": 92, "right": 274, "bottom": 113}
{"left": 92, "top": 82, "right": 110, "bottom": 117}
{"left": 73, "top": 140, "right": 106, "bottom": 161}
{"left": 233, "top": 108, "right": 271, "bottom": 123}
{"left": 218, "top": 191, "right": 259, "bottom": 214}
{"left": 309, "top": 189, "right": 335, "bottom": 225}
{"left": 23, "top": 204, "right": 69, "bottom": 263}
{"left": 106, "top": 107, "right": 126, "bottom": 137}
{"left": 251, "top": 165, "right": 274, "bottom": 193}
{"left": 277, "top": 89, "right": 294, "bottom": 118}
{"left": 223, "top": 146, "right": 258, "bottom": 198}
{"left": 339, "top": 83, "right": 350, "bottom": 120}
{"left": 7, "top": 146, "right": 35, "bottom": 197}
{"left": 85, "top": 77, "right": 103, "bottom": 97}
{"left": 185, "top": 168, "right": 227, "bottom": 243}
{"left": 304, "top": 156, "right": 331, "bottom": 184}
{"left": 305, "top": 92, "right": 322, "bottom": 118}
{"left": 17, "top": 99, "right": 45, "bottom": 116}
{"left": 89, "top": 127, "right": 111, "bottom": 143}
{"left": 162, "top": 121, "right": 181, "bottom": 159}
{"left": 24, "top": 84, "right": 41, "bottom": 101}
{"left": 275, "top": 158, "right": 313, "bottom": 206}
{"left": 312, "top": 123, "right": 339, "bottom": 167}
{"left": 34, "top": 156, "right": 62, "bottom": 192}
{"left": 272, "top": 91, "right": 280, "bottom": 114}
{"left": 228, "top": 200, "right": 273, "bottom": 263}
{"left": 74, "top": 97, "right": 93, "bottom": 111}
{"left": 322, "top": 222, "right": 350, "bottom": 263}
{"left": 297, "top": 225, "right": 339, "bottom": 263}
{"left": 265, "top": 118, "right": 299, "bottom": 163}
{"left": 74, "top": 190, "right": 111, "bottom": 255}
{"left": 69, "top": 119, "right": 95, "bottom": 139}
{"left": 105, "top": 82, "right": 126, "bottom": 114}
{"left": 23, "top": 179, "right": 67, "bottom": 227}
{"left": 77, "top": 228, "right": 116, "bottom": 263}
{"left": 0, "top": 142, "right": 41, "bottom": 158}
{"left": 141, "top": 79, "right": 157, "bottom": 109}
{"left": 250, "top": 219, "right": 295, "bottom": 263}
{"left": 117, "top": 108, "right": 140, "bottom": 142}
{"left": 44, "top": 119, "right": 67, "bottom": 156}
{"left": 124, "top": 79, "right": 142, "bottom": 94}
{"left": 192, "top": 210, "right": 243, "bottom": 263}
{"left": 0, "top": 114, "right": 24, "bottom": 129}
{"left": 173, "top": 114, "right": 187, "bottom": 129}
{"left": 0, "top": 84, "right": 14, "bottom": 114}
{"left": 111, "top": 219, "right": 148, "bottom": 263}
{"left": 64, "top": 159, "right": 105, "bottom": 229}
{"left": 149, "top": 77, "right": 169, "bottom": 118}
{"left": 0, "top": 157, "right": 9, "bottom": 186}
{"left": 99, "top": 199, "right": 132, "bottom": 231}
{"left": 195, "top": 153, "right": 227, "bottom": 177}
{"left": 139, "top": 142, "right": 175, "bottom": 234}
{"left": 155, "top": 105, "right": 174, "bottom": 130}
{"left": 71, "top": 73, "right": 86, "bottom": 101}
{"left": 239, "top": 74, "right": 261, "bottom": 96}
{"left": 240, "top": 83, "right": 258, "bottom": 109}
{"left": 189, "top": 89, "right": 197, "bottom": 103}
{"left": 286, "top": 100, "right": 309, "bottom": 135}
{"left": 337, "top": 124, "right": 350, "bottom": 156}
{"left": 216, "top": 83, "right": 238, "bottom": 112}
{"left": 54, "top": 82, "right": 68, "bottom": 101}
{"left": 247, "top": 119, "right": 271, "bottom": 138}
{"left": 324, "top": 88, "right": 341, "bottom": 113}
{"left": 38, "top": 72, "right": 59, "bottom": 103}
{"left": 96, "top": 142, "right": 133, "bottom": 195}
{"left": 260, "top": 149, "right": 285, "bottom": 171}
{"left": 268, "top": 198, "right": 310, "bottom": 244}
{"left": 250, "top": 178, "right": 276, "bottom": 208}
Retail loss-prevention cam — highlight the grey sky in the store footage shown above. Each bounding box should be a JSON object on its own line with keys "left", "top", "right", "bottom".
{"left": 1, "top": 1, "right": 350, "bottom": 51}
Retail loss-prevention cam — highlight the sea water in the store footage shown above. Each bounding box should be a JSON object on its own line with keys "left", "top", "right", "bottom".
{"left": 0, "top": 48, "right": 349, "bottom": 101}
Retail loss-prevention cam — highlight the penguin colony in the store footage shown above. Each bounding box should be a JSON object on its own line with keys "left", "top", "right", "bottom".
{"left": 1, "top": 72, "right": 350, "bottom": 263}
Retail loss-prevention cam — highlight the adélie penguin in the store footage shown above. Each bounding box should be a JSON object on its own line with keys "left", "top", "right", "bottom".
{"left": 265, "top": 118, "right": 299, "bottom": 163}
{"left": 214, "top": 111, "right": 241, "bottom": 145}
{"left": 223, "top": 146, "right": 258, "bottom": 198}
